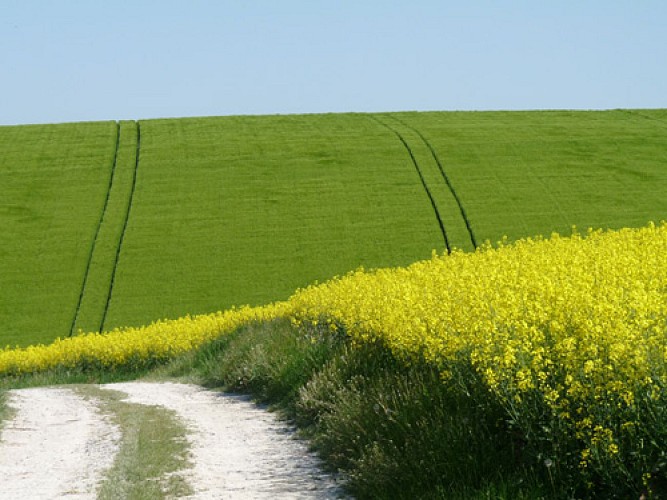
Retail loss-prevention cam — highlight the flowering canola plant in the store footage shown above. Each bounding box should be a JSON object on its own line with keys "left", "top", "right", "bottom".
{"left": 0, "top": 302, "right": 289, "bottom": 375}
{"left": 2, "top": 221, "right": 666, "bottom": 486}
{"left": 289, "top": 221, "right": 667, "bottom": 485}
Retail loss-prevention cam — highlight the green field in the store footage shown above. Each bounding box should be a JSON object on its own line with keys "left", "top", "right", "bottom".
{"left": 0, "top": 122, "right": 117, "bottom": 346}
{"left": 394, "top": 109, "right": 667, "bottom": 243}
{"left": 1, "top": 110, "right": 666, "bottom": 346}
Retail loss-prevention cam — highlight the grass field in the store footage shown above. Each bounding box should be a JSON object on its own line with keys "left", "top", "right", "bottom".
{"left": 70, "top": 121, "right": 139, "bottom": 336}
{"left": 395, "top": 109, "right": 667, "bottom": 243}
{"left": 102, "top": 114, "right": 445, "bottom": 331}
{"left": 1, "top": 107, "right": 666, "bottom": 497}
{"left": 0, "top": 121, "right": 118, "bottom": 346}
{"left": 1, "top": 110, "right": 665, "bottom": 347}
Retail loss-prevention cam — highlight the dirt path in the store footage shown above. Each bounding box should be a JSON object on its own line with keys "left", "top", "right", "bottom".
{"left": 0, "top": 387, "right": 120, "bottom": 499}
{"left": 0, "top": 383, "right": 346, "bottom": 499}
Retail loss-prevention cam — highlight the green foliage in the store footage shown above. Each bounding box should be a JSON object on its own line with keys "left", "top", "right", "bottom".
{"left": 0, "top": 121, "right": 118, "bottom": 346}
{"left": 293, "top": 337, "right": 550, "bottom": 499}
{"left": 0, "top": 364, "right": 155, "bottom": 391}
{"left": 177, "top": 320, "right": 548, "bottom": 498}
{"left": 3, "top": 110, "right": 666, "bottom": 349}
{"left": 191, "top": 318, "right": 339, "bottom": 410}
{"left": 395, "top": 109, "right": 667, "bottom": 245}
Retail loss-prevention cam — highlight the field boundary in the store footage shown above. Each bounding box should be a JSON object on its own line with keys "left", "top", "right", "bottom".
{"left": 389, "top": 115, "right": 478, "bottom": 249}
{"left": 69, "top": 122, "right": 121, "bottom": 337}
{"left": 99, "top": 121, "right": 141, "bottom": 332}
{"left": 370, "top": 115, "right": 452, "bottom": 253}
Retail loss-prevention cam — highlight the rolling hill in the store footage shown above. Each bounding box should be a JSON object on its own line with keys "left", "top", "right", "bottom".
{"left": 1, "top": 110, "right": 665, "bottom": 346}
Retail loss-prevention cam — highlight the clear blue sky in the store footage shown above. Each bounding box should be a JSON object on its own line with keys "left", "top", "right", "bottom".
{"left": 2, "top": 1, "right": 665, "bottom": 125}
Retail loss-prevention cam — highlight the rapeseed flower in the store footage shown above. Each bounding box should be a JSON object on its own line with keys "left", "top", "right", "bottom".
{"left": 2, "top": 221, "right": 666, "bottom": 486}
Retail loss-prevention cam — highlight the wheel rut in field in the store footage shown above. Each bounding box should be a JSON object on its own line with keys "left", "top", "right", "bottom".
{"left": 69, "top": 122, "right": 121, "bottom": 337}
{"left": 372, "top": 115, "right": 478, "bottom": 252}
{"left": 388, "top": 115, "right": 478, "bottom": 250}
{"left": 69, "top": 121, "right": 140, "bottom": 335}
{"left": 370, "top": 115, "right": 452, "bottom": 253}
{"left": 99, "top": 121, "right": 141, "bottom": 333}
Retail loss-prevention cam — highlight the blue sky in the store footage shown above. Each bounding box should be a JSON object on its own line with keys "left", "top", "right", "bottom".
{"left": 1, "top": 1, "right": 665, "bottom": 125}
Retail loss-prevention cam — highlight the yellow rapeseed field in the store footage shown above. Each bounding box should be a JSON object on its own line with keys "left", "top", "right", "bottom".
{"left": 0, "top": 302, "right": 288, "bottom": 375}
{"left": 2, "top": 221, "right": 666, "bottom": 479}
{"left": 288, "top": 221, "right": 667, "bottom": 479}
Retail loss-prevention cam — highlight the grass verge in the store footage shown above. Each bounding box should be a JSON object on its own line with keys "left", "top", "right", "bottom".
{"left": 0, "top": 319, "right": 551, "bottom": 498}
{"left": 76, "top": 385, "right": 192, "bottom": 499}
{"left": 0, "top": 389, "right": 12, "bottom": 433}
{"left": 159, "top": 318, "right": 548, "bottom": 499}
{"left": 6, "top": 313, "right": 659, "bottom": 498}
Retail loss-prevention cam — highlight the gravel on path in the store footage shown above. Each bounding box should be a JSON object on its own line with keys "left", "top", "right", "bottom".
{"left": 0, "top": 387, "right": 120, "bottom": 499}
{"left": 0, "top": 382, "right": 347, "bottom": 499}
{"left": 106, "top": 382, "right": 346, "bottom": 499}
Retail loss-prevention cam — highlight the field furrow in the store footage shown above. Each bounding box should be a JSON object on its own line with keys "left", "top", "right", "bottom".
{"left": 370, "top": 115, "right": 451, "bottom": 253}
{"left": 98, "top": 122, "right": 141, "bottom": 333}
{"left": 71, "top": 121, "right": 139, "bottom": 335}
{"left": 398, "top": 110, "right": 667, "bottom": 244}
{"left": 389, "top": 115, "right": 478, "bottom": 250}
{"left": 68, "top": 123, "right": 121, "bottom": 336}
{"left": 99, "top": 114, "right": 444, "bottom": 331}
{"left": 374, "top": 114, "right": 476, "bottom": 252}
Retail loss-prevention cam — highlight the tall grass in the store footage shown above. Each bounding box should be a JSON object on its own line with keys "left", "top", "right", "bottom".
{"left": 160, "top": 318, "right": 548, "bottom": 499}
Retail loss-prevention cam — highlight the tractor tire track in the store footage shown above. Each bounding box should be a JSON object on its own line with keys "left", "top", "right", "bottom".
{"left": 69, "top": 122, "right": 121, "bottom": 337}
{"left": 370, "top": 115, "right": 452, "bottom": 253}
{"left": 388, "top": 116, "right": 478, "bottom": 249}
{"left": 99, "top": 121, "right": 141, "bottom": 333}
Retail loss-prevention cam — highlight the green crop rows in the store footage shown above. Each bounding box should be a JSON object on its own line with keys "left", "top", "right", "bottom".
{"left": 1, "top": 110, "right": 665, "bottom": 347}
{"left": 0, "top": 122, "right": 117, "bottom": 346}
{"left": 102, "top": 114, "right": 444, "bottom": 331}
{"left": 395, "top": 109, "right": 667, "bottom": 244}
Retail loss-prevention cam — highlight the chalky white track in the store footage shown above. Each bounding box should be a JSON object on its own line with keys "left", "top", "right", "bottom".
{"left": 0, "top": 387, "right": 120, "bottom": 499}
{"left": 0, "top": 382, "right": 345, "bottom": 499}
